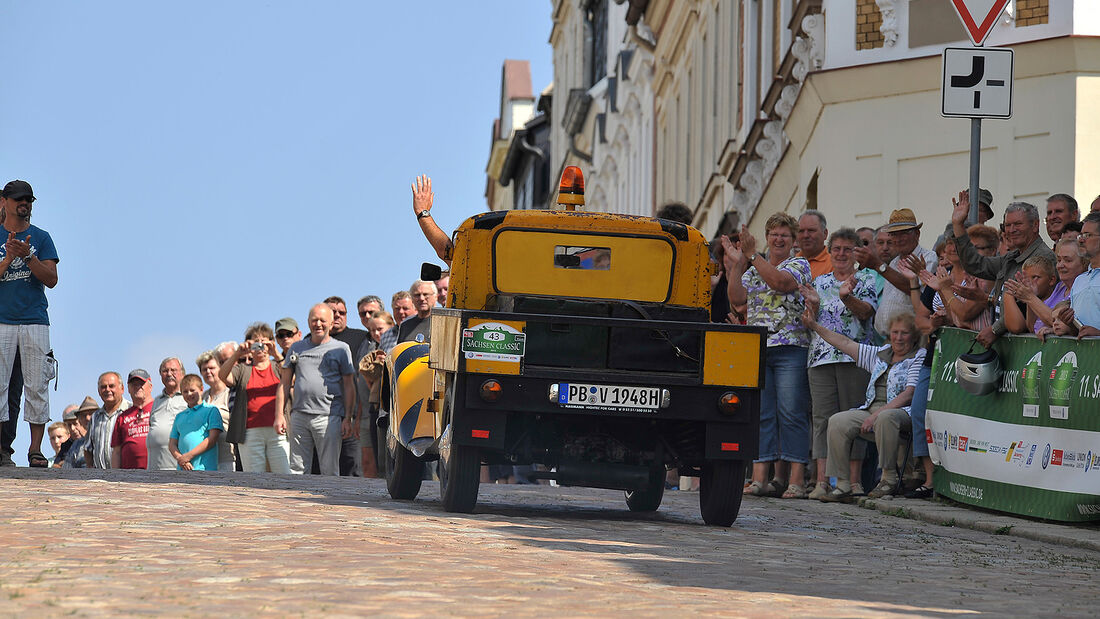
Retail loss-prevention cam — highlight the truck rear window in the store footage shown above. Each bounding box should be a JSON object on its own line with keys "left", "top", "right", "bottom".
{"left": 493, "top": 230, "right": 674, "bottom": 302}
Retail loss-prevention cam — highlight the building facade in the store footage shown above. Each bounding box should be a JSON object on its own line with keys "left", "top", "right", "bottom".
{"left": 504, "top": 1, "right": 1094, "bottom": 246}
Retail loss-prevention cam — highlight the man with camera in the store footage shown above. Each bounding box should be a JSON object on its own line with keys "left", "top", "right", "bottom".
{"left": 0, "top": 180, "right": 59, "bottom": 468}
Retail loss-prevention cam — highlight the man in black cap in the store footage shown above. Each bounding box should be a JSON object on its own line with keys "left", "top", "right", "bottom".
{"left": 0, "top": 180, "right": 60, "bottom": 467}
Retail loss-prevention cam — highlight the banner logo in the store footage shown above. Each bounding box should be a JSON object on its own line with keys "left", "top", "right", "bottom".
{"left": 1042, "top": 443, "right": 1051, "bottom": 470}
{"left": 1048, "top": 351, "right": 1077, "bottom": 420}
{"left": 461, "top": 322, "right": 526, "bottom": 363}
{"left": 1021, "top": 351, "right": 1043, "bottom": 418}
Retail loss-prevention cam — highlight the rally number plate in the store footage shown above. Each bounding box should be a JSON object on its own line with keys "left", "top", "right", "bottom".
{"left": 557, "top": 383, "right": 662, "bottom": 411}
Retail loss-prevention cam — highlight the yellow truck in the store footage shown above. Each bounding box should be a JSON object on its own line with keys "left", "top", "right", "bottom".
{"left": 381, "top": 168, "right": 764, "bottom": 526}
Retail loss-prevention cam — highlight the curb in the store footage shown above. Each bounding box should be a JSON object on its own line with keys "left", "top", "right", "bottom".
{"left": 855, "top": 494, "right": 1100, "bottom": 552}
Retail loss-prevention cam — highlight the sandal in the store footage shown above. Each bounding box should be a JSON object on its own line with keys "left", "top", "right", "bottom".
{"left": 745, "top": 480, "right": 766, "bottom": 496}
{"left": 820, "top": 487, "right": 853, "bottom": 503}
{"left": 904, "top": 485, "right": 934, "bottom": 499}
{"left": 867, "top": 480, "right": 896, "bottom": 499}
{"left": 27, "top": 451, "right": 49, "bottom": 468}
{"left": 807, "top": 481, "right": 831, "bottom": 500}
{"left": 850, "top": 482, "right": 866, "bottom": 497}
{"left": 781, "top": 484, "right": 807, "bottom": 499}
{"left": 762, "top": 479, "right": 785, "bottom": 498}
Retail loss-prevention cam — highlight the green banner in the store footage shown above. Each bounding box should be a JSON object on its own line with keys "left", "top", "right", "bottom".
{"left": 927, "top": 328, "right": 1100, "bottom": 522}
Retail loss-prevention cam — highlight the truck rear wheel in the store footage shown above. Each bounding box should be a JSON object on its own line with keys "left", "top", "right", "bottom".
{"left": 699, "top": 460, "right": 744, "bottom": 526}
{"left": 439, "top": 441, "right": 481, "bottom": 513}
{"left": 385, "top": 422, "right": 423, "bottom": 500}
{"left": 624, "top": 466, "right": 665, "bottom": 512}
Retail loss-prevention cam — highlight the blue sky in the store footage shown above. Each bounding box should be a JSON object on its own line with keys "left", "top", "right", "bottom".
{"left": 1, "top": 1, "right": 552, "bottom": 464}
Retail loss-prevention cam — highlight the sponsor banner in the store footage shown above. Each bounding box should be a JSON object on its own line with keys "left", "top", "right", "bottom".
{"left": 928, "top": 328, "right": 1100, "bottom": 522}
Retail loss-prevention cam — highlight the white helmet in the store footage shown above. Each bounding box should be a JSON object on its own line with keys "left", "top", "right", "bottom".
{"left": 955, "top": 346, "right": 1003, "bottom": 396}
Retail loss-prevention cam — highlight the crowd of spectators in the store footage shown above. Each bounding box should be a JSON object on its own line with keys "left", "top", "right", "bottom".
{"left": 28, "top": 276, "right": 450, "bottom": 478}
{"left": 708, "top": 190, "right": 1100, "bottom": 501}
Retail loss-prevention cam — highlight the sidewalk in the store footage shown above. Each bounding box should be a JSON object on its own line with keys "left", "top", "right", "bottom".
{"left": 738, "top": 488, "right": 1100, "bottom": 552}
{"left": 853, "top": 493, "right": 1100, "bottom": 551}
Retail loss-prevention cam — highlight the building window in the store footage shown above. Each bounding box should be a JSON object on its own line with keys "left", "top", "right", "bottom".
{"left": 585, "top": 0, "right": 608, "bottom": 86}
{"left": 856, "top": 0, "right": 885, "bottom": 50}
{"left": 1015, "top": 0, "right": 1049, "bottom": 27}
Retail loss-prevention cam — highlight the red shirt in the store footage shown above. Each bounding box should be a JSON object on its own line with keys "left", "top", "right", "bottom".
{"left": 111, "top": 401, "right": 152, "bottom": 469}
{"left": 245, "top": 364, "right": 281, "bottom": 428}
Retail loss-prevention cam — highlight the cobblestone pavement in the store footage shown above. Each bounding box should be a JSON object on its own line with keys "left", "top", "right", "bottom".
{"left": 1, "top": 469, "right": 1098, "bottom": 617}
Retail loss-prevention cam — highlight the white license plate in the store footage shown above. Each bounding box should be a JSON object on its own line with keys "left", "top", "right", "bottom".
{"left": 557, "top": 383, "right": 661, "bottom": 411}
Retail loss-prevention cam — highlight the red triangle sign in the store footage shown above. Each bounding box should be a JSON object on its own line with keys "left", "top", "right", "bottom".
{"left": 951, "top": 0, "right": 1011, "bottom": 46}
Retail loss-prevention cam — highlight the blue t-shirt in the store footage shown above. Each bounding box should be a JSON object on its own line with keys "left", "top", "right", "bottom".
{"left": 169, "top": 403, "right": 224, "bottom": 471}
{"left": 0, "top": 223, "right": 59, "bottom": 325}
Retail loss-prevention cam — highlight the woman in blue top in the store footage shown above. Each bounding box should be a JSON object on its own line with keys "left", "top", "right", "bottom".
{"left": 801, "top": 308, "right": 925, "bottom": 502}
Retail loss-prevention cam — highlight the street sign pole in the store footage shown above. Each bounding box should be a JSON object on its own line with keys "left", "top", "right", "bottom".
{"left": 969, "top": 118, "right": 981, "bottom": 225}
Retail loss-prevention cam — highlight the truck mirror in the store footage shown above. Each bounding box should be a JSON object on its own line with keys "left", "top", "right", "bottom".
{"left": 421, "top": 262, "right": 443, "bottom": 281}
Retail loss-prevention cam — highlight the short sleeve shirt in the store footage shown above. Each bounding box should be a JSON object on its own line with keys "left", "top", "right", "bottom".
{"left": 742, "top": 256, "right": 812, "bottom": 348}
{"left": 0, "top": 223, "right": 59, "bottom": 325}
{"left": 146, "top": 393, "right": 187, "bottom": 471}
{"left": 111, "top": 402, "right": 152, "bottom": 469}
{"left": 1070, "top": 268, "right": 1100, "bottom": 329}
{"left": 169, "top": 403, "right": 224, "bottom": 471}
{"left": 283, "top": 337, "right": 355, "bottom": 417}
{"left": 807, "top": 270, "right": 878, "bottom": 367}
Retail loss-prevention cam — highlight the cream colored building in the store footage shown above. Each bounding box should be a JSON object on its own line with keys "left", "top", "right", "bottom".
{"left": 540, "top": 0, "right": 1096, "bottom": 246}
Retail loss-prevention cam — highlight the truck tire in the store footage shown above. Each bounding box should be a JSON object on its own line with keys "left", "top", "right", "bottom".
{"left": 440, "top": 441, "right": 481, "bottom": 513}
{"left": 624, "top": 466, "right": 665, "bottom": 512}
{"left": 699, "top": 460, "right": 744, "bottom": 526}
{"left": 385, "top": 422, "right": 423, "bottom": 500}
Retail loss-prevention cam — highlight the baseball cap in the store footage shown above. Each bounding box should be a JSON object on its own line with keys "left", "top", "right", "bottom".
{"left": 275, "top": 317, "right": 298, "bottom": 333}
{"left": 1, "top": 180, "right": 34, "bottom": 201}
{"left": 127, "top": 369, "right": 151, "bottom": 383}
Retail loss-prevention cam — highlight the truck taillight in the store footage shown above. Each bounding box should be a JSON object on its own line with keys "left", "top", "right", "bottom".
{"left": 718, "top": 392, "right": 741, "bottom": 415}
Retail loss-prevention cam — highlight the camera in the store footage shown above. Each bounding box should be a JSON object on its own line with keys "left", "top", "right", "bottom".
{"left": 250, "top": 341, "right": 264, "bottom": 352}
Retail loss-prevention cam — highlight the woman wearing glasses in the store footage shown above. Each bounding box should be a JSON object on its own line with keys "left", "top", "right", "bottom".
{"left": 723, "top": 213, "right": 812, "bottom": 499}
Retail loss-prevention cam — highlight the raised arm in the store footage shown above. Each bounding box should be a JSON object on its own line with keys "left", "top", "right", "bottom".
{"left": 801, "top": 307, "right": 860, "bottom": 359}
{"left": 412, "top": 175, "right": 453, "bottom": 265}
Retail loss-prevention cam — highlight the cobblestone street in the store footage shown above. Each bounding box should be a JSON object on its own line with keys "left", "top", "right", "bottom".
{"left": 2, "top": 468, "right": 1098, "bottom": 617}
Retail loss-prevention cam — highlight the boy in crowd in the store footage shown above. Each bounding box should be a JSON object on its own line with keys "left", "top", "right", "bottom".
{"left": 47, "top": 421, "right": 70, "bottom": 467}
{"left": 169, "top": 374, "right": 223, "bottom": 471}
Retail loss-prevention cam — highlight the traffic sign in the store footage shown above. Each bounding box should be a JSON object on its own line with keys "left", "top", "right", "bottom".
{"left": 941, "top": 47, "right": 1013, "bottom": 119}
{"left": 950, "top": 0, "right": 1010, "bottom": 46}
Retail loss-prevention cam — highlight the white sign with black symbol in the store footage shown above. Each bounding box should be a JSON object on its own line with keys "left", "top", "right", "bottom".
{"left": 941, "top": 47, "right": 1013, "bottom": 119}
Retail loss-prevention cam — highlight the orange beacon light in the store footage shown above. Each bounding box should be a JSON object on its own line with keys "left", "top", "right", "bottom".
{"left": 557, "top": 166, "right": 585, "bottom": 211}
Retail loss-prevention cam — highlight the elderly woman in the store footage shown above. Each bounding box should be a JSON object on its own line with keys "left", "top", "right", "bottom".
{"left": 798, "top": 228, "right": 878, "bottom": 500}
{"left": 724, "top": 213, "right": 812, "bottom": 499}
{"left": 196, "top": 350, "right": 236, "bottom": 472}
{"left": 218, "top": 322, "right": 290, "bottom": 474}
{"left": 1013, "top": 239, "right": 1088, "bottom": 337}
{"left": 802, "top": 309, "right": 925, "bottom": 501}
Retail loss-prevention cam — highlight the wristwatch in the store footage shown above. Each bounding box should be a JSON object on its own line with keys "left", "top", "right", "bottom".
{"left": 417, "top": 210, "right": 432, "bottom": 220}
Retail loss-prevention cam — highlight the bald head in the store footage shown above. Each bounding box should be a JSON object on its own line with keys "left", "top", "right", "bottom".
{"left": 307, "top": 304, "right": 335, "bottom": 343}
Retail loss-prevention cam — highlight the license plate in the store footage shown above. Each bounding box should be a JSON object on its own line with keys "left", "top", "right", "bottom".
{"left": 557, "top": 383, "right": 661, "bottom": 411}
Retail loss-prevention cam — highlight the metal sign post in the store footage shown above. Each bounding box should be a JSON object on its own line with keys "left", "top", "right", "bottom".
{"left": 943, "top": 0, "right": 1013, "bottom": 224}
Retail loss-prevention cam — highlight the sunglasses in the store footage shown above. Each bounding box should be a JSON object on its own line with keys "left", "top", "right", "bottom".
{"left": 358, "top": 310, "right": 374, "bottom": 317}
{"left": 331, "top": 309, "right": 347, "bottom": 316}
{"left": 276, "top": 330, "right": 296, "bottom": 338}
